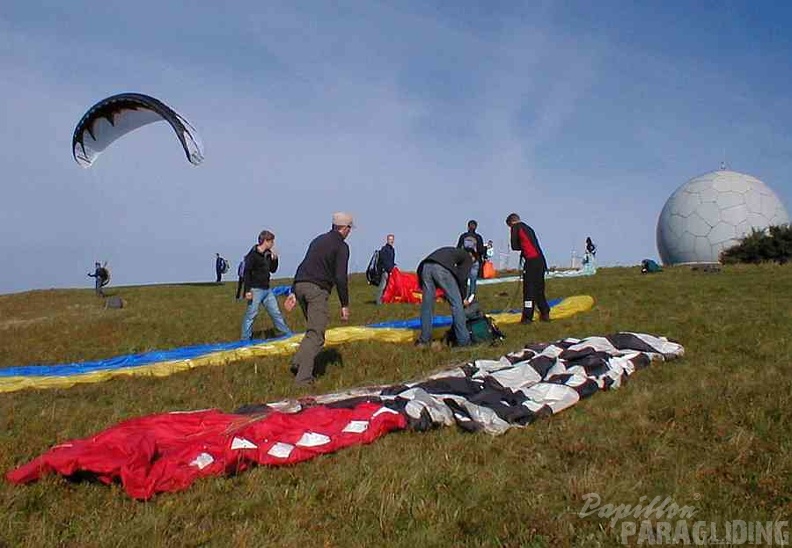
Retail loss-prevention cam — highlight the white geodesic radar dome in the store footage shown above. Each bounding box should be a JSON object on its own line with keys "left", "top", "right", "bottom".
{"left": 656, "top": 169, "right": 790, "bottom": 265}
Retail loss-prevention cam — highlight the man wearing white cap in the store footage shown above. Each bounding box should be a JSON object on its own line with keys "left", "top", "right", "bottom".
{"left": 286, "top": 212, "right": 353, "bottom": 386}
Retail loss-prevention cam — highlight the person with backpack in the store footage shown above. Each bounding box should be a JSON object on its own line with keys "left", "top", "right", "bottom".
{"left": 585, "top": 236, "right": 597, "bottom": 257}
{"left": 241, "top": 230, "right": 292, "bottom": 341}
{"left": 87, "top": 261, "right": 109, "bottom": 297}
{"left": 583, "top": 236, "right": 598, "bottom": 274}
{"left": 481, "top": 239, "right": 497, "bottom": 279}
{"left": 235, "top": 257, "right": 246, "bottom": 300}
{"left": 215, "top": 253, "right": 228, "bottom": 283}
{"left": 506, "top": 213, "right": 550, "bottom": 324}
{"left": 414, "top": 246, "right": 474, "bottom": 348}
{"left": 485, "top": 240, "right": 495, "bottom": 262}
{"left": 456, "top": 219, "right": 486, "bottom": 299}
{"left": 376, "top": 234, "right": 396, "bottom": 305}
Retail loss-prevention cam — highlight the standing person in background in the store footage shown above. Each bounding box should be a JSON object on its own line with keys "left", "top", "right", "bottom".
{"left": 285, "top": 212, "right": 353, "bottom": 387}
{"left": 215, "top": 253, "right": 228, "bottom": 284}
{"left": 456, "top": 219, "right": 486, "bottom": 298}
{"left": 240, "top": 230, "right": 292, "bottom": 340}
{"left": 506, "top": 213, "right": 550, "bottom": 324}
{"left": 235, "top": 257, "right": 246, "bottom": 300}
{"left": 376, "top": 233, "right": 396, "bottom": 305}
{"left": 485, "top": 240, "right": 495, "bottom": 262}
{"left": 87, "top": 261, "right": 108, "bottom": 297}
{"left": 585, "top": 236, "right": 597, "bottom": 257}
{"left": 480, "top": 239, "right": 497, "bottom": 279}
{"left": 583, "top": 236, "right": 598, "bottom": 274}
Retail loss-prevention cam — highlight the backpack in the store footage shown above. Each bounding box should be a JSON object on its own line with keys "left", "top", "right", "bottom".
{"left": 98, "top": 266, "right": 110, "bottom": 286}
{"left": 481, "top": 260, "right": 496, "bottom": 279}
{"left": 366, "top": 249, "right": 382, "bottom": 286}
{"left": 444, "top": 309, "right": 505, "bottom": 346}
{"left": 641, "top": 259, "right": 662, "bottom": 274}
{"left": 219, "top": 258, "right": 229, "bottom": 274}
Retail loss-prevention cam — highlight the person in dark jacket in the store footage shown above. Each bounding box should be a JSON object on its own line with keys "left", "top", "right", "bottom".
{"left": 415, "top": 247, "right": 473, "bottom": 347}
{"left": 235, "top": 258, "right": 246, "bottom": 300}
{"left": 376, "top": 233, "right": 396, "bottom": 305}
{"left": 285, "top": 212, "right": 353, "bottom": 386}
{"left": 87, "top": 261, "right": 108, "bottom": 297}
{"left": 240, "top": 230, "right": 292, "bottom": 340}
{"left": 456, "top": 219, "right": 486, "bottom": 298}
{"left": 215, "top": 253, "right": 228, "bottom": 283}
{"left": 585, "top": 236, "right": 597, "bottom": 257}
{"left": 506, "top": 213, "right": 550, "bottom": 323}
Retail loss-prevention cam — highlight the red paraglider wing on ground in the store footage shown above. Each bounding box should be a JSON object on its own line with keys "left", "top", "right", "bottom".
{"left": 381, "top": 267, "right": 444, "bottom": 304}
{"left": 6, "top": 404, "right": 406, "bottom": 500}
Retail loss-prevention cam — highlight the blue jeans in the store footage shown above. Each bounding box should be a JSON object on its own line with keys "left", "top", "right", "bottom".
{"left": 241, "top": 288, "right": 292, "bottom": 340}
{"left": 467, "top": 261, "right": 480, "bottom": 298}
{"left": 419, "top": 263, "right": 470, "bottom": 346}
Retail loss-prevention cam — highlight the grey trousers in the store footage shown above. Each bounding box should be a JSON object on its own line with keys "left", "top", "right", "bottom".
{"left": 290, "top": 282, "right": 330, "bottom": 383}
{"left": 376, "top": 271, "right": 389, "bottom": 304}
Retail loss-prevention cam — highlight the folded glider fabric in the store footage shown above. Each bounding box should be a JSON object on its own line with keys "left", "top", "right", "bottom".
{"left": 7, "top": 403, "right": 406, "bottom": 500}
{"left": 7, "top": 332, "right": 683, "bottom": 499}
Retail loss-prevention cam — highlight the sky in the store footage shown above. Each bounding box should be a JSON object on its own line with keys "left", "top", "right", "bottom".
{"left": 2, "top": 0, "right": 792, "bottom": 295}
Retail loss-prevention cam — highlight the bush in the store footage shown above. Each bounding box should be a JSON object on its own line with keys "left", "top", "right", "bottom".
{"left": 720, "top": 224, "right": 792, "bottom": 264}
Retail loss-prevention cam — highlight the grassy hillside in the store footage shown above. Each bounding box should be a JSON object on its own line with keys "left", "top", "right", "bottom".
{"left": 1, "top": 265, "right": 791, "bottom": 547}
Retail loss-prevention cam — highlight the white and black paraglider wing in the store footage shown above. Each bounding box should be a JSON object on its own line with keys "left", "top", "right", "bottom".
{"left": 72, "top": 93, "right": 204, "bottom": 168}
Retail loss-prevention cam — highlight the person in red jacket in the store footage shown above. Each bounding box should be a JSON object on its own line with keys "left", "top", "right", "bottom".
{"left": 506, "top": 213, "right": 550, "bottom": 323}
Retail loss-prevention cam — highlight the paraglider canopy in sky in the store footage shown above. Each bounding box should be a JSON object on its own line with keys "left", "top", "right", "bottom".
{"left": 72, "top": 93, "right": 204, "bottom": 168}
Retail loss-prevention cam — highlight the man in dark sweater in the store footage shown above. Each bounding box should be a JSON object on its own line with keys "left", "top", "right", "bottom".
{"left": 87, "top": 261, "right": 108, "bottom": 297}
{"left": 240, "top": 230, "right": 292, "bottom": 340}
{"left": 286, "top": 212, "right": 353, "bottom": 386}
{"left": 376, "top": 233, "right": 395, "bottom": 305}
{"left": 456, "top": 219, "right": 486, "bottom": 299}
{"left": 235, "top": 257, "right": 246, "bottom": 300}
{"left": 215, "top": 253, "right": 227, "bottom": 283}
{"left": 415, "top": 246, "right": 473, "bottom": 347}
{"left": 506, "top": 213, "right": 550, "bottom": 323}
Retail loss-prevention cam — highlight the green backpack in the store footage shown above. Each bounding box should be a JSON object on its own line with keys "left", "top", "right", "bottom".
{"left": 445, "top": 314, "right": 504, "bottom": 346}
{"left": 641, "top": 259, "right": 662, "bottom": 273}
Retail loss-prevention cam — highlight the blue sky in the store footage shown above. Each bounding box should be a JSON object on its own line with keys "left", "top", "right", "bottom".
{"left": 2, "top": 1, "right": 791, "bottom": 295}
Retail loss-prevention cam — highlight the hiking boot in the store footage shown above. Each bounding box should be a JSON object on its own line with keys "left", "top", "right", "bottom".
{"left": 414, "top": 340, "right": 431, "bottom": 349}
{"left": 539, "top": 313, "right": 551, "bottom": 322}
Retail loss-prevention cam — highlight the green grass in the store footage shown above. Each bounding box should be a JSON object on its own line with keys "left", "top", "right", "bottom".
{"left": 1, "top": 265, "right": 791, "bottom": 547}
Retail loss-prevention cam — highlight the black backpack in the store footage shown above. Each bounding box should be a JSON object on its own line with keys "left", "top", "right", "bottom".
{"left": 97, "top": 267, "right": 110, "bottom": 286}
{"left": 366, "top": 249, "right": 382, "bottom": 286}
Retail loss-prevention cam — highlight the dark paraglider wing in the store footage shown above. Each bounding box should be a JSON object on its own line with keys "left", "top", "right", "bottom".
{"left": 72, "top": 93, "right": 204, "bottom": 168}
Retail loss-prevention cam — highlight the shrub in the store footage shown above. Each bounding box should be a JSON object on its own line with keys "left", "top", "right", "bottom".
{"left": 720, "top": 224, "right": 792, "bottom": 264}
